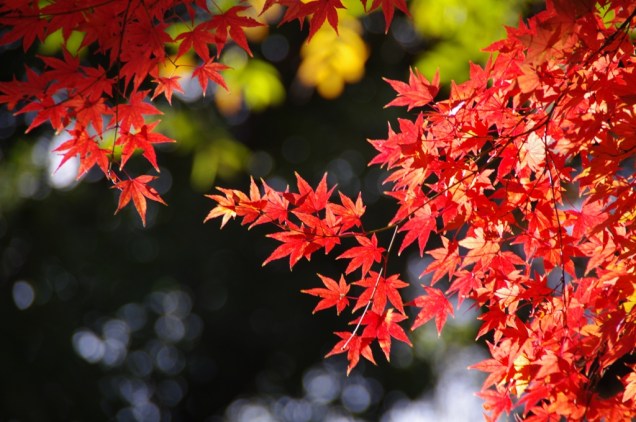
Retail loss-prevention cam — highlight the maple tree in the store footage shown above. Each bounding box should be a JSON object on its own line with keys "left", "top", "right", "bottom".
{"left": 1, "top": 0, "right": 636, "bottom": 420}
{"left": 205, "top": 1, "right": 636, "bottom": 420}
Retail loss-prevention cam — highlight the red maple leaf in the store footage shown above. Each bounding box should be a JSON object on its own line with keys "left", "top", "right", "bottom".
{"left": 206, "top": 6, "right": 263, "bottom": 57}
{"left": 117, "top": 122, "right": 174, "bottom": 171}
{"left": 54, "top": 128, "right": 110, "bottom": 178}
{"left": 337, "top": 234, "right": 384, "bottom": 276}
{"left": 384, "top": 68, "right": 440, "bottom": 111}
{"left": 192, "top": 58, "right": 229, "bottom": 95}
{"left": 302, "top": 274, "right": 350, "bottom": 315}
{"left": 266, "top": 0, "right": 315, "bottom": 31}
{"left": 353, "top": 271, "right": 408, "bottom": 314}
{"left": 424, "top": 236, "right": 462, "bottom": 283}
{"left": 205, "top": 187, "right": 242, "bottom": 228}
{"left": 175, "top": 25, "right": 216, "bottom": 61}
{"left": 256, "top": 180, "right": 290, "bottom": 225}
{"left": 326, "top": 331, "right": 376, "bottom": 375}
{"left": 476, "top": 388, "right": 513, "bottom": 422}
{"left": 0, "top": 1, "right": 46, "bottom": 51}
{"left": 115, "top": 90, "right": 162, "bottom": 132}
{"left": 566, "top": 198, "right": 606, "bottom": 238}
{"left": 70, "top": 96, "right": 111, "bottom": 135}
{"left": 360, "top": 309, "right": 412, "bottom": 361}
{"left": 328, "top": 192, "right": 365, "bottom": 234}
{"left": 366, "top": 0, "right": 410, "bottom": 32}
{"left": 262, "top": 222, "right": 331, "bottom": 268}
{"left": 306, "top": 0, "right": 344, "bottom": 40}
{"left": 204, "top": 179, "right": 268, "bottom": 228}
{"left": 447, "top": 270, "right": 481, "bottom": 307}
{"left": 397, "top": 206, "right": 437, "bottom": 256}
{"left": 18, "top": 97, "right": 68, "bottom": 134}
{"left": 290, "top": 173, "right": 334, "bottom": 215}
{"left": 151, "top": 76, "right": 185, "bottom": 105}
{"left": 410, "top": 285, "right": 454, "bottom": 334}
{"left": 113, "top": 175, "right": 167, "bottom": 226}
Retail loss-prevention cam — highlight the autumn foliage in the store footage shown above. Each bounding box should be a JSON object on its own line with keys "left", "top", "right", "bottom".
{"left": 205, "top": 1, "right": 636, "bottom": 419}
{"left": 1, "top": 0, "right": 636, "bottom": 420}
{"left": 1, "top": 0, "right": 395, "bottom": 222}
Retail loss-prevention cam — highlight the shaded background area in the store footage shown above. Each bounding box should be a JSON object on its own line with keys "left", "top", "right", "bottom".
{"left": 0, "top": 1, "right": 536, "bottom": 420}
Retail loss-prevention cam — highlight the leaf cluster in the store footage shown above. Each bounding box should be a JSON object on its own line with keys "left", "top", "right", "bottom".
{"left": 208, "top": 0, "right": 636, "bottom": 419}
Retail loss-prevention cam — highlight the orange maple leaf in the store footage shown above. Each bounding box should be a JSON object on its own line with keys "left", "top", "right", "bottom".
{"left": 113, "top": 175, "right": 167, "bottom": 226}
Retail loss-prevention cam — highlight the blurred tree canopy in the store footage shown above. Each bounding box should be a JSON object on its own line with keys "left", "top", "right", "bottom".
{"left": 0, "top": 0, "right": 534, "bottom": 420}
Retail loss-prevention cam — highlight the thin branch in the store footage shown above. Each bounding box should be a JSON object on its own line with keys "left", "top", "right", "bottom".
{"left": 342, "top": 225, "right": 399, "bottom": 350}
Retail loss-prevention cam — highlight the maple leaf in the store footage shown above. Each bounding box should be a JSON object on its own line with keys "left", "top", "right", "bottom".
{"left": 424, "top": 236, "right": 461, "bottom": 284}
{"left": 516, "top": 384, "right": 551, "bottom": 416}
{"left": 447, "top": 270, "right": 481, "bottom": 307}
{"left": 365, "top": 0, "right": 410, "bottom": 32}
{"left": 175, "top": 25, "right": 216, "bottom": 61}
{"left": 152, "top": 76, "right": 185, "bottom": 105}
{"left": 70, "top": 96, "right": 112, "bottom": 135}
{"left": 266, "top": 0, "right": 315, "bottom": 30}
{"left": 353, "top": 271, "right": 408, "bottom": 314}
{"left": 205, "top": 187, "right": 242, "bottom": 228}
{"left": 337, "top": 234, "right": 384, "bottom": 276}
{"left": 290, "top": 173, "right": 334, "bottom": 215}
{"left": 384, "top": 68, "right": 440, "bottom": 111}
{"left": 117, "top": 122, "right": 175, "bottom": 171}
{"left": 458, "top": 226, "right": 501, "bottom": 268}
{"left": 113, "top": 175, "right": 167, "bottom": 226}
{"left": 397, "top": 206, "right": 436, "bottom": 256}
{"left": 256, "top": 180, "right": 289, "bottom": 225}
{"left": 469, "top": 357, "right": 509, "bottom": 390}
{"left": 204, "top": 179, "right": 268, "bottom": 228}
{"left": 0, "top": 1, "right": 46, "bottom": 51}
{"left": 325, "top": 331, "right": 376, "bottom": 375}
{"left": 328, "top": 192, "right": 365, "bottom": 234}
{"left": 306, "top": 0, "right": 344, "bottom": 41}
{"left": 477, "top": 388, "right": 513, "bottom": 422}
{"left": 54, "top": 128, "right": 110, "bottom": 178}
{"left": 360, "top": 309, "right": 412, "bottom": 361}
{"left": 476, "top": 306, "right": 512, "bottom": 342}
{"left": 192, "top": 59, "right": 230, "bottom": 95}
{"left": 18, "top": 97, "right": 68, "bottom": 134}
{"left": 38, "top": 48, "right": 80, "bottom": 82}
{"left": 302, "top": 274, "right": 350, "bottom": 315}
{"left": 566, "top": 198, "right": 606, "bottom": 238}
{"left": 410, "top": 285, "right": 454, "bottom": 334}
{"left": 115, "top": 91, "right": 162, "bottom": 132}
{"left": 517, "top": 132, "right": 547, "bottom": 173}
{"left": 206, "top": 6, "right": 263, "bottom": 57}
{"left": 262, "top": 222, "right": 330, "bottom": 268}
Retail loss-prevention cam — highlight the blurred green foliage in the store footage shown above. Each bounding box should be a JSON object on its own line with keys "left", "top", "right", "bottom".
{"left": 411, "top": 0, "right": 519, "bottom": 82}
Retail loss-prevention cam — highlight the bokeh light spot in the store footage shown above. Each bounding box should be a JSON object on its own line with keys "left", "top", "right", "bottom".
{"left": 12, "top": 280, "right": 35, "bottom": 310}
{"left": 72, "top": 330, "right": 105, "bottom": 363}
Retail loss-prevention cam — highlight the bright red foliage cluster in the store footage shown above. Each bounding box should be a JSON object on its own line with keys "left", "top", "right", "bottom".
{"left": 0, "top": 0, "right": 404, "bottom": 224}
{"left": 2, "top": 0, "right": 636, "bottom": 419}
{"left": 207, "top": 0, "right": 636, "bottom": 419}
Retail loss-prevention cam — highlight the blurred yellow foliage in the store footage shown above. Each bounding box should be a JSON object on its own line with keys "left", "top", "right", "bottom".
{"left": 158, "top": 53, "right": 197, "bottom": 78}
{"left": 215, "top": 48, "right": 285, "bottom": 115}
{"left": 243, "top": 0, "right": 283, "bottom": 42}
{"left": 297, "top": 13, "right": 369, "bottom": 99}
{"left": 410, "top": 0, "right": 519, "bottom": 83}
{"left": 39, "top": 29, "right": 86, "bottom": 56}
